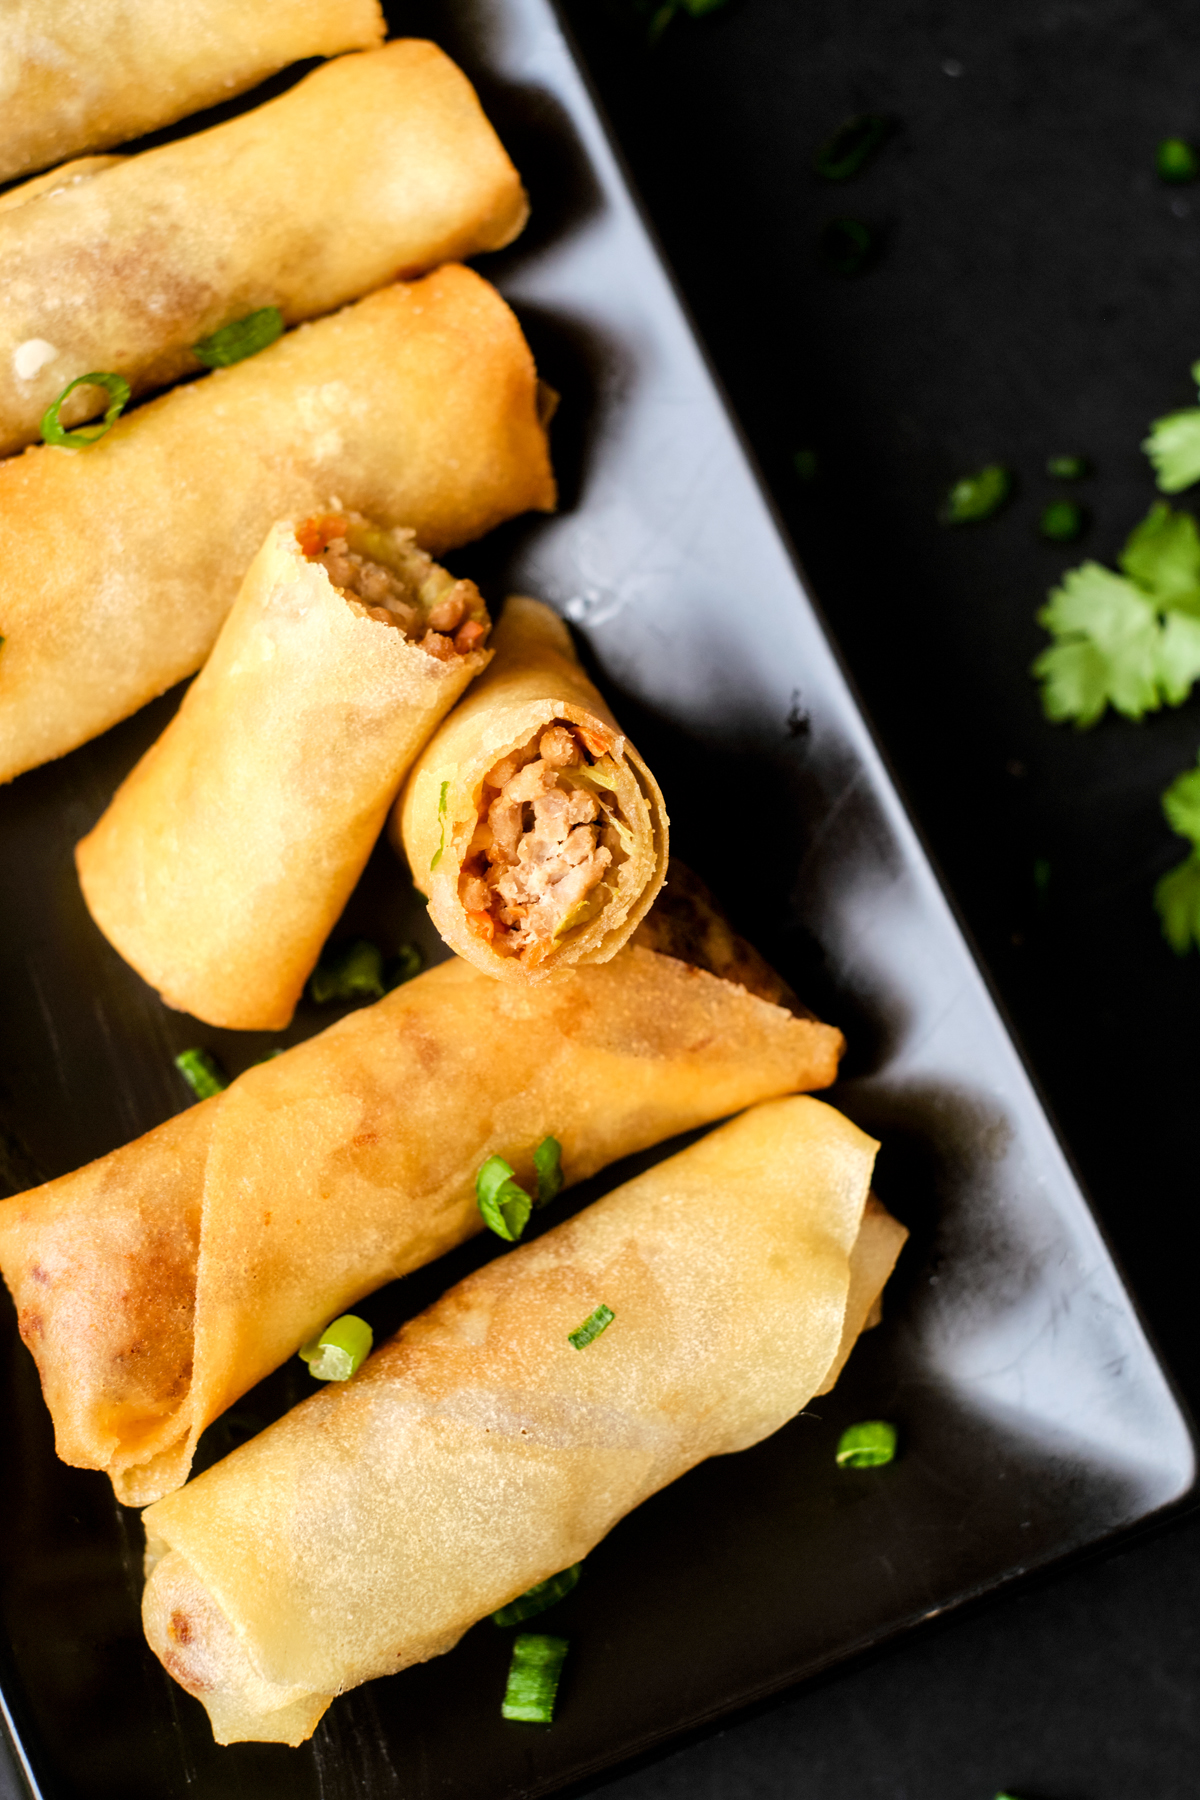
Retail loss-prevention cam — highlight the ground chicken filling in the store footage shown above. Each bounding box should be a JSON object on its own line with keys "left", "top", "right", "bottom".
{"left": 296, "top": 513, "right": 488, "bottom": 659}
{"left": 458, "top": 722, "right": 630, "bottom": 962}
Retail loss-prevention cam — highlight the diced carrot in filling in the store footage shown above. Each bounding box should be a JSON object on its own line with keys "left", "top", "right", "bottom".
{"left": 295, "top": 514, "right": 489, "bottom": 660}
{"left": 458, "top": 722, "right": 628, "bottom": 960}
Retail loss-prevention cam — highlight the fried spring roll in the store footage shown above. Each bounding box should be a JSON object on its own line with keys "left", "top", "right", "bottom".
{"left": 0, "top": 42, "right": 529, "bottom": 456}
{"left": 0, "top": 265, "right": 555, "bottom": 785}
{"left": 141, "top": 1098, "right": 905, "bottom": 1746}
{"left": 395, "top": 598, "right": 669, "bottom": 979}
{"left": 0, "top": 0, "right": 384, "bottom": 184}
{"left": 0, "top": 947, "right": 844, "bottom": 1505}
{"left": 76, "top": 517, "right": 493, "bottom": 1031}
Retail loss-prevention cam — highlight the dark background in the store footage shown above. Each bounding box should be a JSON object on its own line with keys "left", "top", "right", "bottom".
{"left": 551, "top": 1, "right": 1200, "bottom": 1796}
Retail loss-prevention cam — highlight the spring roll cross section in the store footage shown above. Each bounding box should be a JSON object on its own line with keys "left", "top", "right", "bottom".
{"left": 0, "top": 264, "right": 555, "bottom": 785}
{"left": 0, "top": 0, "right": 385, "bottom": 184}
{"left": 396, "top": 597, "right": 669, "bottom": 978}
{"left": 0, "top": 947, "right": 844, "bottom": 1506}
{"left": 0, "top": 41, "right": 530, "bottom": 456}
{"left": 76, "top": 515, "right": 492, "bottom": 1030}
{"left": 141, "top": 1097, "right": 903, "bottom": 1746}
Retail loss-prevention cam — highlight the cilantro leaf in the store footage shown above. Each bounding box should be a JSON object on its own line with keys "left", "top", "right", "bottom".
{"left": 1162, "top": 758, "right": 1200, "bottom": 845}
{"left": 1155, "top": 853, "right": 1200, "bottom": 954}
{"left": 1119, "top": 502, "right": 1200, "bottom": 611}
{"left": 1157, "top": 611, "right": 1200, "bottom": 704}
{"left": 1144, "top": 409, "right": 1200, "bottom": 492}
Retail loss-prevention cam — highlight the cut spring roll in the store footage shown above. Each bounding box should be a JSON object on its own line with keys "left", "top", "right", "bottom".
{"left": 0, "top": 42, "right": 529, "bottom": 456}
{"left": 395, "top": 597, "right": 669, "bottom": 979}
{"left": 0, "top": 265, "right": 555, "bottom": 785}
{"left": 0, "top": 0, "right": 384, "bottom": 184}
{"left": 76, "top": 517, "right": 493, "bottom": 1031}
{"left": 0, "top": 943, "right": 844, "bottom": 1506}
{"left": 141, "top": 1097, "right": 906, "bottom": 1746}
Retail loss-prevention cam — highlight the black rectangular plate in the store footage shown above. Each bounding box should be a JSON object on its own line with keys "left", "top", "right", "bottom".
{"left": 0, "top": 1, "right": 1194, "bottom": 1795}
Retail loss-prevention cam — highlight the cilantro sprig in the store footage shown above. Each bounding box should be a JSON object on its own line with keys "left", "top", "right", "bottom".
{"left": 1032, "top": 501, "right": 1200, "bottom": 724}
{"left": 1155, "top": 751, "right": 1200, "bottom": 955}
{"left": 1144, "top": 361, "right": 1200, "bottom": 491}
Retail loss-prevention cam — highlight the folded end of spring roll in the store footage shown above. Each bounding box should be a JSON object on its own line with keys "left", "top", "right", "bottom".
{"left": 139, "top": 1096, "right": 902, "bottom": 1745}
{"left": 76, "top": 513, "right": 492, "bottom": 1031}
{"left": 394, "top": 596, "right": 669, "bottom": 980}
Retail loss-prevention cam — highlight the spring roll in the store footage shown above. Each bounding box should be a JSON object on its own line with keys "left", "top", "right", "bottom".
{"left": 395, "top": 597, "right": 669, "bottom": 980}
{"left": 0, "top": 945, "right": 844, "bottom": 1506}
{"left": 0, "top": 42, "right": 530, "bottom": 457}
{"left": 76, "top": 517, "right": 493, "bottom": 1032}
{"left": 0, "top": 264, "right": 555, "bottom": 785}
{"left": 140, "top": 1097, "right": 905, "bottom": 1746}
{"left": 0, "top": 0, "right": 385, "bottom": 184}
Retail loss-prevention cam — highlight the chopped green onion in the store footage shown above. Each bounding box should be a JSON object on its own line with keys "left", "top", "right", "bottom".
{"left": 192, "top": 306, "right": 284, "bottom": 369}
{"left": 836, "top": 1419, "right": 898, "bottom": 1467}
{"left": 430, "top": 780, "right": 450, "bottom": 871}
{"left": 476, "top": 1155, "right": 533, "bottom": 1242}
{"left": 493, "top": 1564, "right": 581, "bottom": 1627}
{"left": 384, "top": 943, "right": 423, "bottom": 990}
{"left": 533, "top": 1135, "right": 563, "bottom": 1208}
{"left": 308, "top": 939, "right": 385, "bottom": 1004}
{"left": 1157, "top": 138, "right": 1199, "bottom": 184}
{"left": 298, "top": 1313, "right": 373, "bottom": 1381}
{"left": 1040, "top": 500, "right": 1085, "bottom": 542}
{"left": 814, "top": 113, "right": 889, "bottom": 181}
{"left": 568, "top": 1304, "right": 614, "bottom": 1350}
{"left": 1046, "top": 453, "right": 1088, "bottom": 479}
{"left": 40, "top": 371, "right": 130, "bottom": 448}
{"left": 174, "top": 1047, "right": 227, "bottom": 1100}
{"left": 501, "top": 1633, "right": 568, "bottom": 1724}
{"left": 793, "top": 448, "right": 818, "bottom": 482}
{"left": 819, "top": 217, "right": 874, "bottom": 276}
{"left": 940, "top": 463, "right": 1011, "bottom": 524}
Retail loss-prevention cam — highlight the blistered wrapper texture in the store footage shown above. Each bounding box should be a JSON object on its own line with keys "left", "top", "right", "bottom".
{"left": 0, "top": 949, "right": 844, "bottom": 1504}
{"left": 0, "top": 41, "right": 528, "bottom": 454}
{"left": 0, "top": 0, "right": 384, "bottom": 183}
{"left": 76, "top": 521, "right": 491, "bottom": 1029}
{"left": 0, "top": 265, "right": 555, "bottom": 783}
{"left": 142, "top": 1097, "right": 899, "bottom": 1744}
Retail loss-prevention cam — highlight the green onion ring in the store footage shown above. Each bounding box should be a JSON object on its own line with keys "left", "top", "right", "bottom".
{"left": 40, "top": 372, "right": 130, "bottom": 448}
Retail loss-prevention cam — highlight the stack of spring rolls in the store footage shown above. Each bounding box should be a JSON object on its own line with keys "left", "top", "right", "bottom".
{"left": 0, "top": 0, "right": 910, "bottom": 1755}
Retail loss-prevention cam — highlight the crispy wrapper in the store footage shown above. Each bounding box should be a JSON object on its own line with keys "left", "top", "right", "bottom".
{"left": 0, "top": 945, "right": 844, "bottom": 1506}
{"left": 75, "top": 520, "right": 493, "bottom": 1031}
{"left": 394, "top": 597, "right": 669, "bottom": 979}
{"left": 0, "top": 265, "right": 555, "bottom": 785}
{"left": 0, "top": 42, "right": 529, "bottom": 455}
{"left": 0, "top": 0, "right": 384, "bottom": 184}
{"left": 140, "top": 1097, "right": 904, "bottom": 1746}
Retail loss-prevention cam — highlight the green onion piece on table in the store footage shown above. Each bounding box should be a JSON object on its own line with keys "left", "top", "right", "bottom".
{"left": 493, "top": 1565, "right": 582, "bottom": 1627}
{"left": 1040, "top": 500, "right": 1085, "bottom": 542}
{"left": 192, "top": 306, "right": 284, "bottom": 369}
{"left": 298, "top": 1313, "right": 373, "bottom": 1381}
{"left": 940, "top": 463, "right": 1011, "bottom": 524}
{"left": 308, "top": 938, "right": 385, "bottom": 1004}
{"left": 174, "top": 1047, "right": 228, "bottom": 1100}
{"left": 568, "top": 1304, "right": 614, "bottom": 1350}
{"left": 430, "top": 780, "right": 450, "bottom": 870}
{"left": 836, "top": 1419, "right": 897, "bottom": 1467}
{"left": 814, "top": 113, "right": 889, "bottom": 180}
{"left": 41, "top": 372, "right": 130, "bottom": 448}
{"left": 384, "top": 943, "right": 423, "bottom": 990}
{"left": 1046, "top": 453, "right": 1089, "bottom": 480}
{"left": 533, "top": 1135, "right": 563, "bottom": 1207}
{"left": 476, "top": 1156, "right": 533, "bottom": 1242}
{"left": 501, "top": 1634, "right": 568, "bottom": 1724}
{"left": 819, "top": 217, "right": 874, "bottom": 276}
{"left": 1157, "top": 137, "right": 1199, "bottom": 184}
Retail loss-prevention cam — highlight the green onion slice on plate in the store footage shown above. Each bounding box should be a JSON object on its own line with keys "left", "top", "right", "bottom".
{"left": 192, "top": 306, "right": 284, "bottom": 368}
{"left": 568, "top": 1304, "right": 614, "bottom": 1350}
{"left": 174, "top": 1047, "right": 228, "bottom": 1100}
{"left": 836, "top": 1419, "right": 898, "bottom": 1467}
{"left": 492, "top": 1564, "right": 582, "bottom": 1628}
{"left": 298, "top": 1313, "right": 373, "bottom": 1381}
{"left": 41, "top": 372, "right": 130, "bottom": 448}
{"left": 501, "top": 1633, "right": 568, "bottom": 1724}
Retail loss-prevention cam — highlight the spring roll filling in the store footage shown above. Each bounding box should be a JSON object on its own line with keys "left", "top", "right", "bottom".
{"left": 459, "top": 722, "right": 638, "bottom": 962}
{"left": 296, "top": 513, "right": 489, "bottom": 658}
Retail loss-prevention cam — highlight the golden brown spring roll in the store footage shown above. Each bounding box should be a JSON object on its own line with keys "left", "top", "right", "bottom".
{"left": 0, "top": 0, "right": 384, "bottom": 184}
{"left": 76, "top": 517, "right": 493, "bottom": 1031}
{"left": 0, "top": 265, "right": 555, "bottom": 785}
{"left": 0, "top": 948, "right": 844, "bottom": 1506}
{"left": 395, "top": 597, "right": 669, "bottom": 980}
{"left": 141, "top": 1097, "right": 905, "bottom": 1746}
{"left": 0, "top": 42, "right": 529, "bottom": 456}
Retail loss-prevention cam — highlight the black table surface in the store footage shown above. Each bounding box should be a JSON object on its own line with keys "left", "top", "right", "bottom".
{"left": 550, "top": 1, "right": 1200, "bottom": 1797}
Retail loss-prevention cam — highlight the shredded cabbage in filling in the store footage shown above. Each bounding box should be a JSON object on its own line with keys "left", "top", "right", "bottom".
{"left": 459, "top": 722, "right": 631, "bottom": 962}
{"left": 296, "top": 513, "right": 488, "bottom": 659}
